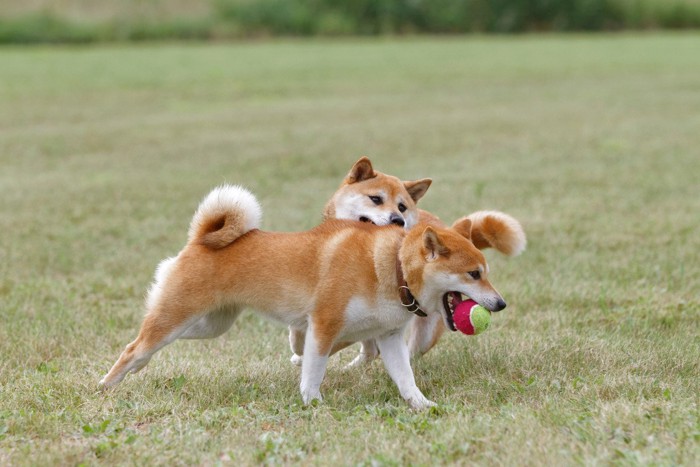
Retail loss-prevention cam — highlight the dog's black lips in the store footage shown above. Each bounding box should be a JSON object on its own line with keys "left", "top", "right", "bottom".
{"left": 442, "top": 293, "right": 457, "bottom": 331}
{"left": 359, "top": 216, "right": 376, "bottom": 225}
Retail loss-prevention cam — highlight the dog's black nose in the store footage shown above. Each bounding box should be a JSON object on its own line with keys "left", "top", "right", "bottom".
{"left": 493, "top": 299, "right": 507, "bottom": 312}
{"left": 390, "top": 213, "right": 405, "bottom": 227}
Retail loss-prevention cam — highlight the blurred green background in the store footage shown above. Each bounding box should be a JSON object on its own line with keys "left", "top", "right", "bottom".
{"left": 2, "top": 0, "right": 700, "bottom": 43}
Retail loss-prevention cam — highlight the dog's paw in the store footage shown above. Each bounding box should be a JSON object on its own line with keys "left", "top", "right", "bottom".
{"left": 97, "top": 376, "right": 112, "bottom": 391}
{"left": 407, "top": 395, "right": 437, "bottom": 411}
{"left": 290, "top": 354, "right": 303, "bottom": 367}
{"left": 301, "top": 390, "right": 323, "bottom": 406}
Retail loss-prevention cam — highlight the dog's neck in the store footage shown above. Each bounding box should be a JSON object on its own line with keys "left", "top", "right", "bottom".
{"left": 396, "top": 255, "right": 427, "bottom": 317}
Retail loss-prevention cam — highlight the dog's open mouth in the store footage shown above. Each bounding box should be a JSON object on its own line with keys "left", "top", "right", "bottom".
{"left": 442, "top": 292, "right": 469, "bottom": 332}
{"left": 359, "top": 216, "right": 376, "bottom": 225}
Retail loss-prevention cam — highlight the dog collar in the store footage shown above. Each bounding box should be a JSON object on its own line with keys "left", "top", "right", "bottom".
{"left": 396, "top": 256, "right": 427, "bottom": 317}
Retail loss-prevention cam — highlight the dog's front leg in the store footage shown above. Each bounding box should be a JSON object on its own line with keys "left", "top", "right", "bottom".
{"left": 299, "top": 322, "right": 330, "bottom": 405}
{"left": 376, "top": 330, "right": 436, "bottom": 410}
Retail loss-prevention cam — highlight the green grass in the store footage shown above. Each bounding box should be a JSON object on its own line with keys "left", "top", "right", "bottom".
{"left": 1, "top": 34, "right": 699, "bottom": 465}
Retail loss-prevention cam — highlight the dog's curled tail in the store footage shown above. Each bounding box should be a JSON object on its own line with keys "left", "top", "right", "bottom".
{"left": 461, "top": 210, "right": 526, "bottom": 256}
{"left": 188, "top": 185, "right": 262, "bottom": 249}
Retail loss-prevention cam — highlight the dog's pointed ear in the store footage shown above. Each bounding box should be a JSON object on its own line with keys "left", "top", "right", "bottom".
{"left": 346, "top": 156, "right": 376, "bottom": 184}
{"left": 451, "top": 217, "right": 472, "bottom": 242}
{"left": 404, "top": 178, "right": 432, "bottom": 203}
{"left": 423, "top": 226, "right": 449, "bottom": 261}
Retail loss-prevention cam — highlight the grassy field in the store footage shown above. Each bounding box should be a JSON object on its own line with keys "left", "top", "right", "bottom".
{"left": 1, "top": 34, "right": 699, "bottom": 465}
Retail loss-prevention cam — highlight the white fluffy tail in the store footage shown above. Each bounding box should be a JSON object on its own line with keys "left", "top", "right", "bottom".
{"left": 461, "top": 210, "right": 526, "bottom": 256}
{"left": 187, "top": 185, "right": 262, "bottom": 249}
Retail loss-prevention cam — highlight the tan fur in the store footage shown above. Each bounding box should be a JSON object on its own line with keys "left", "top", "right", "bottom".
{"left": 100, "top": 185, "right": 519, "bottom": 409}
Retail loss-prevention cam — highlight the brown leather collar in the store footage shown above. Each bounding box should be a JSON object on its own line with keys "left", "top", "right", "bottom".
{"left": 396, "top": 255, "right": 427, "bottom": 317}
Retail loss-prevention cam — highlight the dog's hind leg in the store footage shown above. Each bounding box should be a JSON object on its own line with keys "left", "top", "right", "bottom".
{"left": 99, "top": 301, "right": 211, "bottom": 390}
{"left": 346, "top": 339, "right": 379, "bottom": 368}
{"left": 288, "top": 327, "right": 305, "bottom": 367}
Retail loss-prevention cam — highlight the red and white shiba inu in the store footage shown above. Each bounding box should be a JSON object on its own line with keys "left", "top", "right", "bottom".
{"left": 293, "top": 157, "right": 526, "bottom": 368}
{"left": 100, "top": 183, "right": 524, "bottom": 409}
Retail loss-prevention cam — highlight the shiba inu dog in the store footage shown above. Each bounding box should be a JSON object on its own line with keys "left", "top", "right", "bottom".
{"left": 295, "top": 157, "right": 525, "bottom": 368}
{"left": 322, "top": 157, "right": 432, "bottom": 229}
{"left": 99, "top": 185, "right": 523, "bottom": 409}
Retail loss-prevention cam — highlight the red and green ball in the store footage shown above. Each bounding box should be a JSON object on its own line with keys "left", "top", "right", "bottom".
{"left": 453, "top": 299, "right": 491, "bottom": 335}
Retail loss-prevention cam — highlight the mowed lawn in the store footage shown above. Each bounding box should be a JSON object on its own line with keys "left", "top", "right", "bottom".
{"left": 1, "top": 34, "right": 699, "bottom": 465}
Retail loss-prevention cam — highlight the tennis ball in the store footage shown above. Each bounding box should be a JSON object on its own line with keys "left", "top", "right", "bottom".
{"left": 453, "top": 299, "right": 491, "bottom": 335}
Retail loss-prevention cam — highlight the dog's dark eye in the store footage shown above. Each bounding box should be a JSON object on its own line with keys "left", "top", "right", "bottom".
{"left": 369, "top": 196, "right": 383, "bottom": 205}
{"left": 468, "top": 270, "right": 481, "bottom": 280}
{"left": 398, "top": 203, "right": 407, "bottom": 213}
